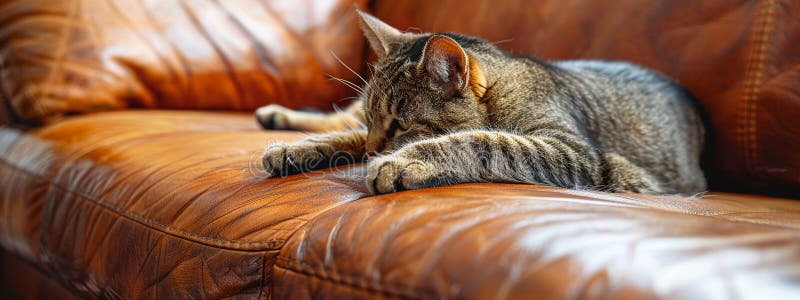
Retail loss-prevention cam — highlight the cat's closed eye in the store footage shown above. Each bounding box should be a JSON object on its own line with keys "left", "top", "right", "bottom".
{"left": 386, "top": 119, "right": 406, "bottom": 139}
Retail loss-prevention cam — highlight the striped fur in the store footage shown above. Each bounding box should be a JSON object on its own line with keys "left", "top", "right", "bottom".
{"left": 259, "top": 10, "right": 706, "bottom": 195}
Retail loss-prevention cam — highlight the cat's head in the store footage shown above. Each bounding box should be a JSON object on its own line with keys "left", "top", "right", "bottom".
{"left": 355, "top": 9, "right": 494, "bottom": 153}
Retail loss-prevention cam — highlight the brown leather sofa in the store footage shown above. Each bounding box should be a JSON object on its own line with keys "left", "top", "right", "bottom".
{"left": 1, "top": 0, "right": 799, "bottom": 299}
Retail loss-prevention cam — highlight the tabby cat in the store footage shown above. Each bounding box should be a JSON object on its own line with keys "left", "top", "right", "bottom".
{"left": 256, "top": 9, "right": 707, "bottom": 195}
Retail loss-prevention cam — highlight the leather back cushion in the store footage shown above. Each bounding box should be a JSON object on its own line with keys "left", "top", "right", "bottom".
{"left": 0, "top": 0, "right": 368, "bottom": 122}
{"left": 374, "top": 0, "right": 800, "bottom": 194}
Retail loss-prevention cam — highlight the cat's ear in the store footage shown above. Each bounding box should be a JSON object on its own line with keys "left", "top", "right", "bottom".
{"left": 418, "top": 35, "right": 470, "bottom": 96}
{"left": 356, "top": 8, "right": 409, "bottom": 60}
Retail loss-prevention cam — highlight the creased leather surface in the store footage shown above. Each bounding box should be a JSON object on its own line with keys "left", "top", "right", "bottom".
{"left": 0, "top": 0, "right": 368, "bottom": 122}
{"left": 0, "top": 111, "right": 367, "bottom": 298}
{"left": 0, "top": 111, "right": 799, "bottom": 298}
{"left": 374, "top": 0, "right": 800, "bottom": 196}
{"left": 275, "top": 185, "right": 800, "bottom": 299}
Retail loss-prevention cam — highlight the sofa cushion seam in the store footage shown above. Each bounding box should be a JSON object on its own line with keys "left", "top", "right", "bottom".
{"left": 739, "top": 0, "right": 776, "bottom": 176}
{"left": 0, "top": 157, "right": 286, "bottom": 251}
{"left": 274, "top": 258, "right": 423, "bottom": 299}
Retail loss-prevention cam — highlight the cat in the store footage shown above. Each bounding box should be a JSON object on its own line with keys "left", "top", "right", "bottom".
{"left": 256, "top": 8, "right": 707, "bottom": 195}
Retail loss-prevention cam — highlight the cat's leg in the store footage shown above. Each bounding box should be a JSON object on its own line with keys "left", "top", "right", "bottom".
{"left": 255, "top": 99, "right": 365, "bottom": 132}
{"left": 366, "top": 130, "right": 604, "bottom": 194}
{"left": 263, "top": 130, "right": 367, "bottom": 177}
{"left": 602, "top": 153, "right": 664, "bottom": 194}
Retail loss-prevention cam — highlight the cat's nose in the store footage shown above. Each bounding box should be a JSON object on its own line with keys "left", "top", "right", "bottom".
{"left": 365, "top": 137, "right": 386, "bottom": 154}
{"left": 365, "top": 151, "right": 379, "bottom": 160}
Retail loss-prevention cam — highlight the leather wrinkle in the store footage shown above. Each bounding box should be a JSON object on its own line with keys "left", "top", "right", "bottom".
{"left": 275, "top": 259, "right": 423, "bottom": 299}
{"left": 137, "top": 0, "right": 194, "bottom": 108}
{"left": 245, "top": 0, "right": 291, "bottom": 103}
{"left": 71, "top": 131, "right": 243, "bottom": 213}
{"left": 258, "top": 252, "right": 268, "bottom": 299}
{"left": 133, "top": 230, "right": 166, "bottom": 280}
{"left": 130, "top": 150, "right": 248, "bottom": 219}
{"left": 10, "top": 56, "right": 100, "bottom": 81}
{"left": 258, "top": 0, "right": 327, "bottom": 89}
{"left": 40, "top": 0, "right": 79, "bottom": 105}
{"left": 197, "top": 258, "right": 207, "bottom": 296}
{"left": 178, "top": 0, "right": 247, "bottom": 110}
{"left": 167, "top": 182, "right": 218, "bottom": 225}
{"left": 213, "top": 0, "right": 283, "bottom": 108}
{"left": 207, "top": 0, "right": 259, "bottom": 110}
{"left": 410, "top": 206, "right": 513, "bottom": 285}
{"left": 203, "top": 1, "right": 254, "bottom": 109}
{"left": 103, "top": 0, "right": 178, "bottom": 107}
{"left": 0, "top": 6, "right": 62, "bottom": 31}
{"left": 98, "top": 155, "right": 192, "bottom": 213}
{"left": 322, "top": 212, "right": 347, "bottom": 271}
{"left": 80, "top": 195, "right": 125, "bottom": 270}
{"left": 146, "top": 241, "right": 182, "bottom": 297}
{"left": 0, "top": 157, "right": 288, "bottom": 251}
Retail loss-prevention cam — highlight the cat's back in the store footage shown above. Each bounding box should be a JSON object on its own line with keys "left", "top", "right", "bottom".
{"left": 552, "top": 60, "right": 677, "bottom": 95}
{"left": 548, "top": 59, "right": 706, "bottom": 193}
{"left": 550, "top": 60, "right": 701, "bottom": 134}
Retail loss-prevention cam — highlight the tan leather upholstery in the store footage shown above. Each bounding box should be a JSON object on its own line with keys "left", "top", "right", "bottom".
{"left": 0, "top": 111, "right": 365, "bottom": 298}
{"left": 374, "top": 0, "right": 800, "bottom": 195}
{"left": 1, "top": 111, "right": 798, "bottom": 298}
{"left": 0, "top": 0, "right": 368, "bottom": 122}
{"left": 1, "top": 0, "right": 799, "bottom": 298}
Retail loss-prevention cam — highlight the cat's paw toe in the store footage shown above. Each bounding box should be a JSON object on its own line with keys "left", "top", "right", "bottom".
{"left": 367, "top": 156, "right": 434, "bottom": 194}
{"left": 256, "top": 104, "right": 291, "bottom": 130}
{"left": 262, "top": 142, "right": 331, "bottom": 177}
{"left": 262, "top": 143, "right": 290, "bottom": 177}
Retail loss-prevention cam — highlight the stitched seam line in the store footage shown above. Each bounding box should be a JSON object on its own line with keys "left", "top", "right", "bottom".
{"left": 739, "top": 0, "right": 776, "bottom": 175}
{"left": 274, "top": 257, "right": 423, "bottom": 299}
{"left": 0, "top": 157, "right": 286, "bottom": 251}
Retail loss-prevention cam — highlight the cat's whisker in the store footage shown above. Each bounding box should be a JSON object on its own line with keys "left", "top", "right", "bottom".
{"left": 330, "top": 50, "right": 369, "bottom": 86}
{"left": 362, "top": 63, "right": 391, "bottom": 100}
{"left": 329, "top": 78, "right": 362, "bottom": 94}
{"left": 336, "top": 96, "right": 361, "bottom": 104}
{"left": 339, "top": 78, "right": 366, "bottom": 94}
{"left": 328, "top": 74, "right": 365, "bottom": 95}
{"left": 491, "top": 38, "right": 514, "bottom": 45}
{"left": 332, "top": 103, "right": 367, "bottom": 131}
{"left": 348, "top": 118, "right": 367, "bottom": 131}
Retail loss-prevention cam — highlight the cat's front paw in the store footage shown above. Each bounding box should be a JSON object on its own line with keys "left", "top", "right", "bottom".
{"left": 256, "top": 104, "right": 292, "bottom": 130}
{"left": 262, "top": 141, "right": 332, "bottom": 177}
{"left": 367, "top": 155, "right": 436, "bottom": 194}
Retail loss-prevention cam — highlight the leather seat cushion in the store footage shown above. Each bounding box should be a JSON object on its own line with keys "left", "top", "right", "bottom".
{"left": 0, "top": 111, "right": 798, "bottom": 298}
{"left": 0, "top": 110, "right": 368, "bottom": 298}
